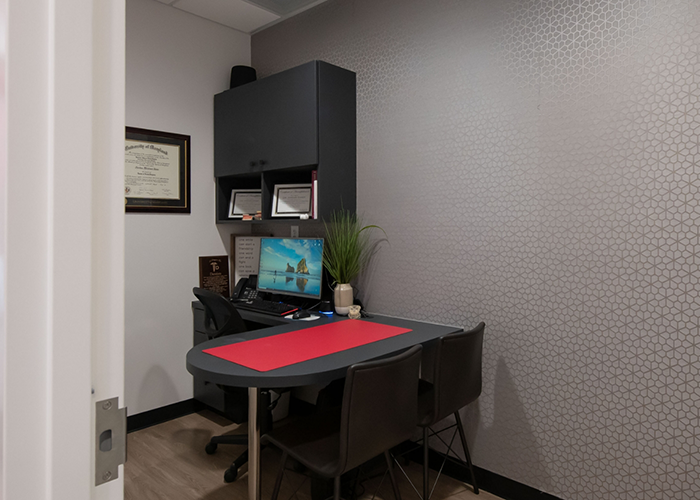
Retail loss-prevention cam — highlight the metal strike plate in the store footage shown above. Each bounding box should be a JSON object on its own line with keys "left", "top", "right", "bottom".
{"left": 95, "top": 397, "right": 126, "bottom": 486}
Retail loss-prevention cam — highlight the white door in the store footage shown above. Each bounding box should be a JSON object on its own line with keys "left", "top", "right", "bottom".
{"left": 1, "top": 1, "right": 126, "bottom": 499}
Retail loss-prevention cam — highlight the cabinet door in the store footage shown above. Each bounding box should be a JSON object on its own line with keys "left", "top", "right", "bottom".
{"left": 215, "top": 62, "right": 319, "bottom": 177}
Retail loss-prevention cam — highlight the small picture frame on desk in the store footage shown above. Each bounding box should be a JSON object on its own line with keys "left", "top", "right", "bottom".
{"left": 271, "top": 183, "right": 312, "bottom": 218}
{"left": 228, "top": 189, "right": 262, "bottom": 218}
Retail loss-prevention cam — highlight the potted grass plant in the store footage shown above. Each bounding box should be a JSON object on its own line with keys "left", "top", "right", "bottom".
{"left": 323, "top": 209, "right": 386, "bottom": 315}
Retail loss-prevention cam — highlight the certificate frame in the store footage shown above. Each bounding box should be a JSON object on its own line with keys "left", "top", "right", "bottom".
{"left": 271, "top": 183, "right": 313, "bottom": 218}
{"left": 125, "top": 127, "right": 191, "bottom": 213}
{"left": 228, "top": 189, "right": 262, "bottom": 218}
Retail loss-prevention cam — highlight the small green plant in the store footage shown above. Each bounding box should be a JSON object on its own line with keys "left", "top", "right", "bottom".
{"left": 323, "top": 209, "right": 386, "bottom": 285}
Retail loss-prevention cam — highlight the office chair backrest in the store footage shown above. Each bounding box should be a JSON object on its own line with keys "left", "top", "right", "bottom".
{"left": 430, "top": 322, "right": 484, "bottom": 425}
{"left": 338, "top": 345, "right": 422, "bottom": 473}
{"left": 193, "top": 287, "right": 247, "bottom": 339}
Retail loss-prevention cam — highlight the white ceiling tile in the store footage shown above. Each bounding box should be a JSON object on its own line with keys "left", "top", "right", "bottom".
{"left": 246, "top": 0, "right": 320, "bottom": 16}
{"left": 174, "top": 0, "right": 280, "bottom": 34}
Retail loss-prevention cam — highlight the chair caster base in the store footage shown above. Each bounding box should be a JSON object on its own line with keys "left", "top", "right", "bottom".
{"left": 205, "top": 442, "right": 218, "bottom": 455}
{"left": 224, "top": 466, "right": 238, "bottom": 483}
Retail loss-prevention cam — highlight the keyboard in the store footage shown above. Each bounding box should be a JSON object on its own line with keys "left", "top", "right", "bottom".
{"left": 234, "top": 299, "right": 299, "bottom": 317}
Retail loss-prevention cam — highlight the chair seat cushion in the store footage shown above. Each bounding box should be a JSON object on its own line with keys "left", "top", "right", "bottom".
{"left": 417, "top": 378, "right": 436, "bottom": 427}
{"left": 264, "top": 407, "right": 343, "bottom": 478}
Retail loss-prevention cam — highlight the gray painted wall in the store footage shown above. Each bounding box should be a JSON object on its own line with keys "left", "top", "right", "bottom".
{"left": 125, "top": 0, "right": 250, "bottom": 415}
{"left": 252, "top": 1, "right": 700, "bottom": 498}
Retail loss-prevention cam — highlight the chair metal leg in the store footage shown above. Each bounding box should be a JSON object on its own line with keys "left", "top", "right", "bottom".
{"left": 271, "top": 451, "right": 288, "bottom": 500}
{"left": 423, "top": 427, "right": 430, "bottom": 500}
{"left": 333, "top": 476, "right": 341, "bottom": 500}
{"left": 385, "top": 450, "right": 402, "bottom": 500}
{"left": 349, "top": 464, "right": 362, "bottom": 500}
{"left": 454, "top": 412, "right": 478, "bottom": 494}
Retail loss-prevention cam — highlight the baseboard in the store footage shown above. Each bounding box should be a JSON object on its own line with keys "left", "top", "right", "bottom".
{"left": 409, "top": 445, "right": 563, "bottom": 500}
{"left": 127, "top": 399, "right": 203, "bottom": 433}
{"left": 127, "top": 395, "right": 315, "bottom": 434}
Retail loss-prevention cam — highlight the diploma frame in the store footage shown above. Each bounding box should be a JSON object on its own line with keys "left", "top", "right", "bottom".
{"left": 125, "top": 127, "right": 191, "bottom": 213}
{"left": 228, "top": 189, "right": 262, "bottom": 218}
{"left": 271, "top": 183, "right": 313, "bottom": 218}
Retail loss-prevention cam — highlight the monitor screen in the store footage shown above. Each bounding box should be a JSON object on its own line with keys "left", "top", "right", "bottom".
{"left": 257, "top": 237, "right": 324, "bottom": 300}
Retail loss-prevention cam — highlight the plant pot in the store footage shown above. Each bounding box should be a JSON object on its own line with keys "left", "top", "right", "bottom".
{"left": 333, "top": 283, "right": 353, "bottom": 315}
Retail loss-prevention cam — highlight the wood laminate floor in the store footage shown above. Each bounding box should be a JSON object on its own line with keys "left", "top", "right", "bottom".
{"left": 125, "top": 410, "right": 503, "bottom": 500}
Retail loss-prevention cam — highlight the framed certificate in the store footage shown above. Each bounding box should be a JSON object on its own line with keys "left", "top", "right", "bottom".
{"left": 228, "top": 189, "right": 262, "bottom": 218}
{"left": 271, "top": 183, "right": 313, "bottom": 217}
{"left": 125, "top": 127, "right": 190, "bottom": 213}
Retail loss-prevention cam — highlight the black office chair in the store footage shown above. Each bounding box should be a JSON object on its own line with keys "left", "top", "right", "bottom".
{"left": 194, "top": 286, "right": 248, "bottom": 340}
{"left": 192, "top": 287, "right": 273, "bottom": 483}
{"left": 412, "top": 321, "right": 485, "bottom": 498}
{"left": 265, "top": 345, "right": 423, "bottom": 500}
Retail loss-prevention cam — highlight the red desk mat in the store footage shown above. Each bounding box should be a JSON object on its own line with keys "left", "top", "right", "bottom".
{"left": 203, "top": 320, "right": 412, "bottom": 372}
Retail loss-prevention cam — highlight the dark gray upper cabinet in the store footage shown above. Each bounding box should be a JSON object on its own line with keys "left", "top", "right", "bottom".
{"left": 215, "top": 62, "right": 318, "bottom": 175}
{"left": 214, "top": 60, "right": 356, "bottom": 223}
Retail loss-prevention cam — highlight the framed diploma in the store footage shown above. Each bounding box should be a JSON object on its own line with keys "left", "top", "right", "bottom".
{"left": 228, "top": 189, "right": 262, "bottom": 218}
{"left": 271, "top": 183, "right": 313, "bottom": 217}
{"left": 125, "top": 127, "right": 191, "bottom": 213}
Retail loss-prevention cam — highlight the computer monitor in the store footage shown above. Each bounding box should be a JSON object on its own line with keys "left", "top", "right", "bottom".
{"left": 257, "top": 237, "right": 324, "bottom": 300}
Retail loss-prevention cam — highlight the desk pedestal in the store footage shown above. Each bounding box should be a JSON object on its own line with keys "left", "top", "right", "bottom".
{"left": 248, "top": 387, "right": 261, "bottom": 500}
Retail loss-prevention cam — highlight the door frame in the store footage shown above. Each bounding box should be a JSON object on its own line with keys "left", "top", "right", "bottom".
{"left": 2, "top": 0, "right": 125, "bottom": 498}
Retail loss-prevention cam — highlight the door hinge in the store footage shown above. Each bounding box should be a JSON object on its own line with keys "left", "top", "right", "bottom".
{"left": 95, "top": 397, "right": 127, "bottom": 486}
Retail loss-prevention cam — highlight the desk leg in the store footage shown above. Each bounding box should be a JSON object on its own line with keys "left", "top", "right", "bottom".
{"left": 248, "top": 387, "right": 261, "bottom": 500}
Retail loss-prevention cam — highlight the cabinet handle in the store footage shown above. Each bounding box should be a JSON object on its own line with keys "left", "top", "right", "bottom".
{"left": 250, "top": 161, "right": 258, "bottom": 167}
{"left": 259, "top": 160, "right": 267, "bottom": 166}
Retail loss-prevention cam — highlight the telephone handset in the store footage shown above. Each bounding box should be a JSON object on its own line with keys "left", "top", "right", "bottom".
{"left": 231, "top": 275, "right": 258, "bottom": 301}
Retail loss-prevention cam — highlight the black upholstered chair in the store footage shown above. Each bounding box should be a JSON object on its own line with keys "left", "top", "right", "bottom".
{"left": 415, "top": 321, "right": 485, "bottom": 498}
{"left": 265, "top": 345, "right": 423, "bottom": 500}
{"left": 193, "top": 287, "right": 272, "bottom": 483}
{"left": 194, "top": 286, "right": 247, "bottom": 340}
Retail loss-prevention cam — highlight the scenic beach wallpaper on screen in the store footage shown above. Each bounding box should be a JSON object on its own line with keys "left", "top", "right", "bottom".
{"left": 258, "top": 238, "right": 324, "bottom": 298}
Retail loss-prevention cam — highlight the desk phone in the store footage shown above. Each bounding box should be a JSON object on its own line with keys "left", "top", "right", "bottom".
{"left": 231, "top": 276, "right": 258, "bottom": 302}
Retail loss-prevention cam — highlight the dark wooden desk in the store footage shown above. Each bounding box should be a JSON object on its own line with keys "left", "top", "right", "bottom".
{"left": 186, "top": 312, "right": 461, "bottom": 500}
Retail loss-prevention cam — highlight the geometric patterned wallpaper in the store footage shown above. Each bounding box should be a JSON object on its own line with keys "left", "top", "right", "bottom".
{"left": 253, "top": 0, "right": 700, "bottom": 498}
